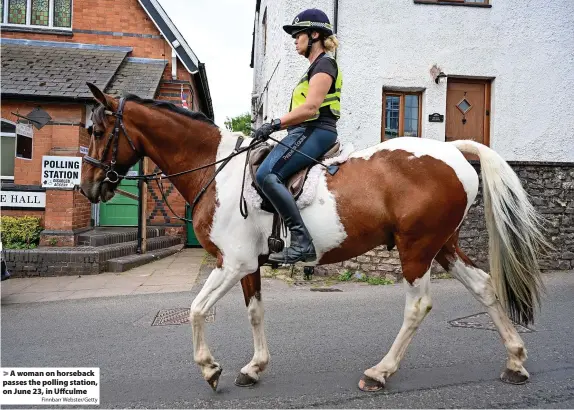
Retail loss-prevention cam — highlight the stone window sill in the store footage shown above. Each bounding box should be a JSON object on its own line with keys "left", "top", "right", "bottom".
{"left": 0, "top": 25, "right": 73, "bottom": 36}
{"left": 414, "top": 0, "right": 492, "bottom": 8}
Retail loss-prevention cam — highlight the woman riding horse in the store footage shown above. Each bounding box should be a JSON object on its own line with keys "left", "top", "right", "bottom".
{"left": 80, "top": 9, "right": 550, "bottom": 393}
{"left": 254, "top": 8, "right": 343, "bottom": 265}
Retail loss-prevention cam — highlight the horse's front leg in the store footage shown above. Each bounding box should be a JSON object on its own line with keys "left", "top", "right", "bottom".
{"left": 190, "top": 262, "right": 251, "bottom": 390}
{"left": 235, "top": 262, "right": 270, "bottom": 387}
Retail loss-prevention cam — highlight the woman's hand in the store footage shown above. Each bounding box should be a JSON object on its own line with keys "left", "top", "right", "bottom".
{"left": 253, "top": 123, "right": 275, "bottom": 142}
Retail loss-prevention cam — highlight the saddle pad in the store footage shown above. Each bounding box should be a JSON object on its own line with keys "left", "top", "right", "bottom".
{"left": 243, "top": 142, "right": 355, "bottom": 212}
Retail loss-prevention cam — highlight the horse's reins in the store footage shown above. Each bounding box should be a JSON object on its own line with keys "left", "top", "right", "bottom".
{"left": 82, "top": 99, "right": 262, "bottom": 222}
{"left": 83, "top": 98, "right": 339, "bottom": 223}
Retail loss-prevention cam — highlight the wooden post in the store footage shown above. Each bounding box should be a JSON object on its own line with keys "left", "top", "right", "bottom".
{"left": 141, "top": 157, "right": 148, "bottom": 254}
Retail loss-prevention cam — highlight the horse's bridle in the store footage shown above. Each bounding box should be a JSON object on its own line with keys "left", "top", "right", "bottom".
{"left": 82, "top": 97, "right": 140, "bottom": 184}
{"left": 81, "top": 96, "right": 334, "bottom": 223}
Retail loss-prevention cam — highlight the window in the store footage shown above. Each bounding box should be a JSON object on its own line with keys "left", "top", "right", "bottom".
{"left": 262, "top": 8, "right": 267, "bottom": 55}
{"left": 1, "top": 0, "right": 72, "bottom": 29}
{"left": 382, "top": 92, "right": 422, "bottom": 140}
{"left": 1, "top": 119, "right": 33, "bottom": 180}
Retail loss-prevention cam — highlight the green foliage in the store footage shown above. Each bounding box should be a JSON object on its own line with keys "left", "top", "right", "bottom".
{"left": 366, "top": 276, "right": 395, "bottom": 286}
{"left": 0, "top": 216, "right": 43, "bottom": 249}
{"left": 337, "top": 269, "right": 353, "bottom": 281}
{"left": 224, "top": 112, "right": 252, "bottom": 135}
{"left": 337, "top": 269, "right": 394, "bottom": 285}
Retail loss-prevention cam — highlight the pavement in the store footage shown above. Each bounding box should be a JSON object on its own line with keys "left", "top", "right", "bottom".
{"left": 1, "top": 266, "right": 573, "bottom": 408}
{"left": 0, "top": 248, "right": 205, "bottom": 305}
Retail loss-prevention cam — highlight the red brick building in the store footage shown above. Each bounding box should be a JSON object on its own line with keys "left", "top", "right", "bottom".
{"left": 1, "top": 0, "right": 213, "bottom": 248}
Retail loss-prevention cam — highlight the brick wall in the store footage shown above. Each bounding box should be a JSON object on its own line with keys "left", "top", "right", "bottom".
{"left": 43, "top": 190, "right": 74, "bottom": 231}
{"left": 73, "top": 190, "right": 92, "bottom": 230}
{"left": 1, "top": 102, "right": 85, "bottom": 187}
{"left": 145, "top": 162, "right": 186, "bottom": 228}
{"left": 316, "top": 163, "right": 574, "bottom": 279}
{"left": 1, "top": 0, "right": 172, "bottom": 71}
{"left": 144, "top": 63, "right": 197, "bottom": 230}
{"left": 2, "top": 0, "right": 206, "bottom": 243}
{"left": 0, "top": 209, "right": 44, "bottom": 220}
{"left": 1, "top": 101, "right": 92, "bottom": 244}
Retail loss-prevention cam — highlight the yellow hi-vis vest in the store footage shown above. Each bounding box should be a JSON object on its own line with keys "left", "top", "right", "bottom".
{"left": 289, "top": 55, "right": 342, "bottom": 122}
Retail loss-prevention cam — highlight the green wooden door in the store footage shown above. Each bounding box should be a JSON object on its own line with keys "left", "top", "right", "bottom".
{"left": 185, "top": 203, "right": 201, "bottom": 247}
{"left": 99, "top": 163, "right": 139, "bottom": 226}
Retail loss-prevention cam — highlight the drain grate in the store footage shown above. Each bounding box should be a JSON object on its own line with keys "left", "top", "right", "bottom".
{"left": 151, "top": 307, "right": 215, "bottom": 326}
{"left": 310, "top": 287, "right": 342, "bottom": 292}
{"left": 448, "top": 312, "right": 533, "bottom": 333}
{"left": 292, "top": 281, "right": 313, "bottom": 286}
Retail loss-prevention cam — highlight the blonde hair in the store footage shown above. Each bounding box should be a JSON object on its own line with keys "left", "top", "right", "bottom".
{"left": 323, "top": 34, "right": 339, "bottom": 53}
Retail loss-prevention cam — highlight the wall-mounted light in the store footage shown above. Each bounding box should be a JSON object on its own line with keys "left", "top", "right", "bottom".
{"left": 435, "top": 71, "right": 447, "bottom": 84}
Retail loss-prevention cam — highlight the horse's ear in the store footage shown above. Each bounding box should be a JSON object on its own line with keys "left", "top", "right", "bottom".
{"left": 86, "top": 82, "right": 116, "bottom": 109}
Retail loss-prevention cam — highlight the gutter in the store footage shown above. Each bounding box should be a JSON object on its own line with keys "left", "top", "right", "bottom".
{"left": 196, "top": 63, "right": 214, "bottom": 120}
{"left": 334, "top": 0, "right": 339, "bottom": 60}
{"left": 250, "top": 0, "right": 262, "bottom": 68}
{"left": 334, "top": 0, "right": 339, "bottom": 35}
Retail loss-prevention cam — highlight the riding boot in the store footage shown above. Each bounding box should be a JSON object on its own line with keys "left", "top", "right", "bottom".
{"left": 261, "top": 173, "right": 316, "bottom": 264}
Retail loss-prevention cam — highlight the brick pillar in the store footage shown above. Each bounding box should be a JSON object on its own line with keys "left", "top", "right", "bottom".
{"left": 40, "top": 189, "right": 91, "bottom": 247}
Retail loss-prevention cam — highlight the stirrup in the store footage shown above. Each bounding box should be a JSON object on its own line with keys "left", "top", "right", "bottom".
{"left": 268, "top": 247, "right": 317, "bottom": 264}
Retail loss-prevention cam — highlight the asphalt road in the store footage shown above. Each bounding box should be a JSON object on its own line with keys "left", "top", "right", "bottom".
{"left": 2, "top": 272, "right": 573, "bottom": 408}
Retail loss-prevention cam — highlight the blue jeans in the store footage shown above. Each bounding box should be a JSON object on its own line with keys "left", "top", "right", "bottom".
{"left": 255, "top": 126, "right": 338, "bottom": 186}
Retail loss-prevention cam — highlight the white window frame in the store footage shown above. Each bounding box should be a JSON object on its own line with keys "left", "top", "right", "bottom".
{"left": 1, "top": 0, "right": 73, "bottom": 30}
{"left": 1, "top": 118, "right": 34, "bottom": 181}
{"left": 1, "top": 119, "right": 17, "bottom": 181}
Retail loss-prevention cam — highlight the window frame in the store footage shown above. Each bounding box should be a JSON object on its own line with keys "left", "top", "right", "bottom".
{"left": 1, "top": 0, "right": 73, "bottom": 30}
{"left": 1, "top": 119, "right": 34, "bottom": 181}
{"left": 262, "top": 7, "right": 267, "bottom": 56}
{"left": 381, "top": 91, "right": 423, "bottom": 141}
{"left": 1, "top": 119, "right": 17, "bottom": 181}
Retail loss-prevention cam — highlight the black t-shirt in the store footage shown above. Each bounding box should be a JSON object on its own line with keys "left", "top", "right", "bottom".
{"left": 294, "top": 53, "right": 339, "bottom": 132}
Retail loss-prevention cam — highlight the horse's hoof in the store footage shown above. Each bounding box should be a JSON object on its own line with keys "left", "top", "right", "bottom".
{"left": 358, "top": 375, "right": 385, "bottom": 392}
{"left": 234, "top": 372, "right": 257, "bottom": 387}
{"left": 207, "top": 367, "right": 223, "bottom": 391}
{"left": 500, "top": 368, "right": 529, "bottom": 385}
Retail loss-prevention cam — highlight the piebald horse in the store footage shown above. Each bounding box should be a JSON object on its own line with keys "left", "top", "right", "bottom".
{"left": 80, "top": 83, "right": 549, "bottom": 392}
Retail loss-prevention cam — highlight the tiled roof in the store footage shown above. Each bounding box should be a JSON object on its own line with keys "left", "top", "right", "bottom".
{"left": 105, "top": 57, "right": 167, "bottom": 99}
{"left": 0, "top": 39, "right": 130, "bottom": 99}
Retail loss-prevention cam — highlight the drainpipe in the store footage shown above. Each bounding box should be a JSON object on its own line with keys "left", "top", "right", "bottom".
{"left": 171, "top": 45, "right": 178, "bottom": 80}
{"left": 334, "top": 0, "right": 339, "bottom": 60}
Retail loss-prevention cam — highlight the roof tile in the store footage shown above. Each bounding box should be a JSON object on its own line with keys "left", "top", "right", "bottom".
{"left": 0, "top": 43, "right": 128, "bottom": 98}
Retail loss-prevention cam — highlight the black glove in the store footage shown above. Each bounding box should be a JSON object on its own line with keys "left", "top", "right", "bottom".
{"left": 254, "top": 123, "right": 274, "bottom": 142}
{"left": 254, "top": 118, "right": 281, "bottom": 142}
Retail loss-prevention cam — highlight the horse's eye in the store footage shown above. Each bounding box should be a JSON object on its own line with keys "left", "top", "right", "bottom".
{"left": 94, "top": 131, "right": 103, "bottom": 138}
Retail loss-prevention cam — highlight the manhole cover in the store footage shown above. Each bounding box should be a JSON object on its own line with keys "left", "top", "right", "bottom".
{"left": 151, "top": 307, "right": 215, "bottom": 326}
{"left": 448, "top": 312, "right": 533, "bottom": 333}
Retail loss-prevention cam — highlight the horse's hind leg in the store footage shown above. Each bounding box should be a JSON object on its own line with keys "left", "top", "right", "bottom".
{"left": 190, "top": 260, "right": 254, "bottom": 390}
{"left": 235, "top": 264, "right": 270, "bottom": 387}
{"left": 435, "top": 238, "right": 530, "bottom": 384}
{"left": 360, "top": 255, "right": 433, "bottom": 392}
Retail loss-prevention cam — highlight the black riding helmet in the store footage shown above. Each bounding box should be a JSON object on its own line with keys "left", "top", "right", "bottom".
{"left": 283, "top": 8, "right": 334, "bottom": 58}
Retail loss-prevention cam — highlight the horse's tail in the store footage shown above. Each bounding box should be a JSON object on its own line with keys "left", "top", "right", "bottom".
{"left": 451, "top": 140, "right": 551, "bottom": 326}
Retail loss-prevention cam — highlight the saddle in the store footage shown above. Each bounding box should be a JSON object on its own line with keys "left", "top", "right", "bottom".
{"left": 249, "top": 140, "right": 341, "bottom": 206}
{"left": 248, "top": 140, "right": 341, "bottom": 259}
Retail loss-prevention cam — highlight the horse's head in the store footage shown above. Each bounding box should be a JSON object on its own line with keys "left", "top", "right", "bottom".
{"left": 80, "top": 83, "right": 142, "bottom": 203}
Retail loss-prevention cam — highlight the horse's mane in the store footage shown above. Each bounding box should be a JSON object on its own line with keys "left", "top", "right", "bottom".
{"left": 92, "top": 94, "right": 216, "bottom": 128}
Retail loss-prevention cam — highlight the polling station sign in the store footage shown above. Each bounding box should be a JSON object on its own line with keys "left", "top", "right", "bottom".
{"left": 42, "top": 156, "right": 82, "bottom": 189}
